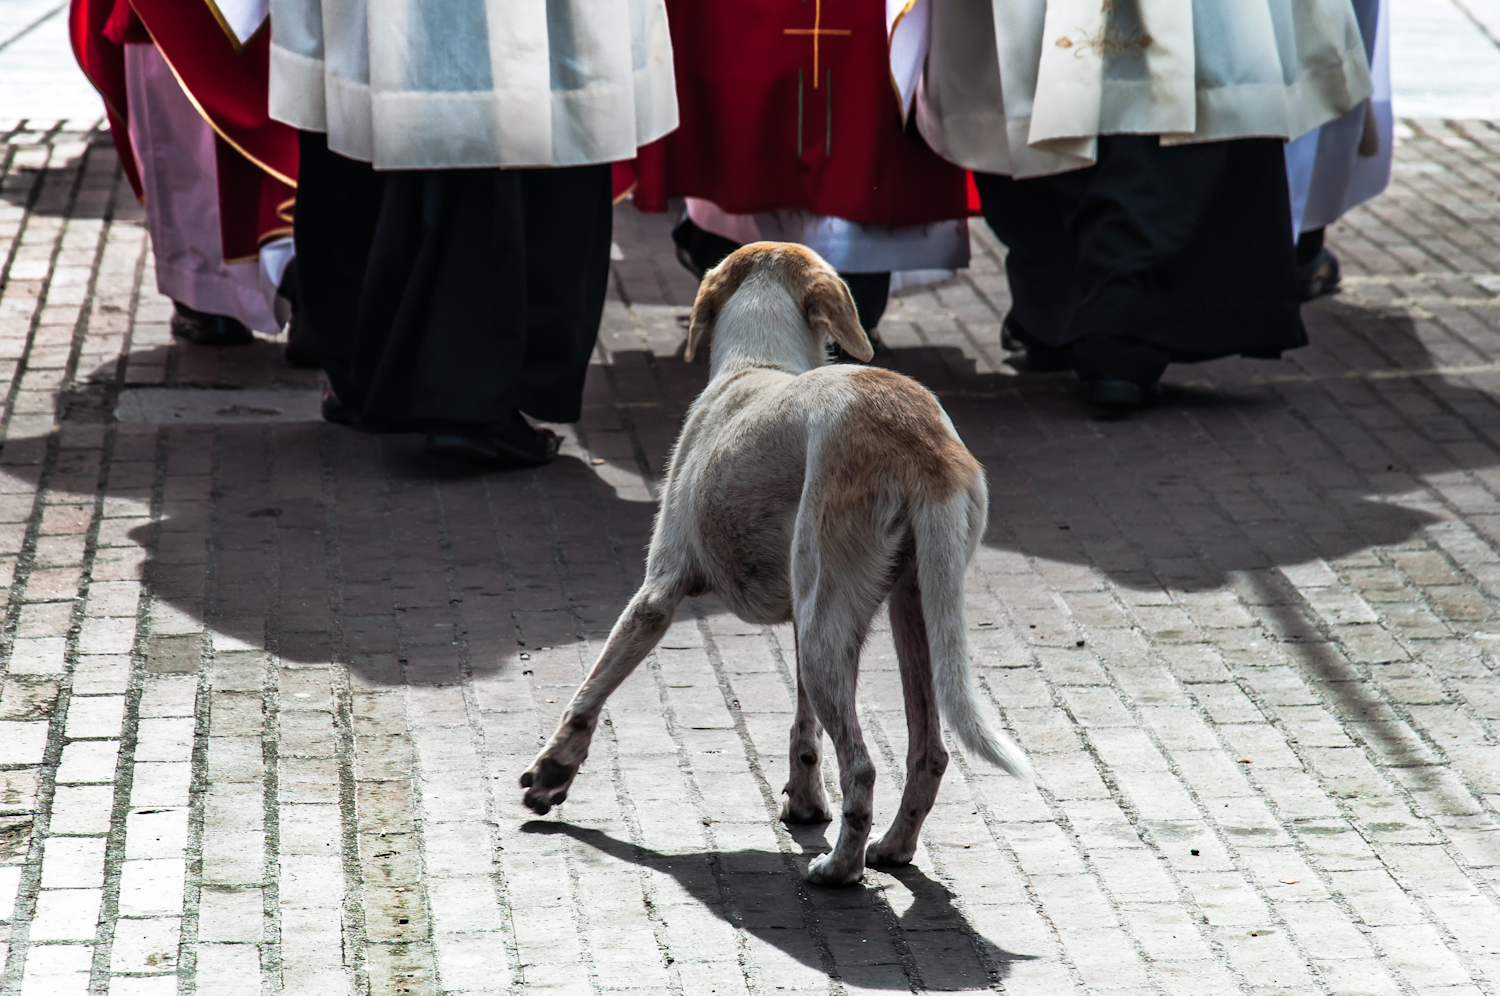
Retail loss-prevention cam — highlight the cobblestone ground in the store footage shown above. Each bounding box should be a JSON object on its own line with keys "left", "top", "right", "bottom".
{"left": 1, "top": 118, "right": 1500, "bottom": 996}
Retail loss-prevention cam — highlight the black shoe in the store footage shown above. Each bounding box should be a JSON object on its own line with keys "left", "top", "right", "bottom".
{"left": 1002, "top": 317, "right": 1070, "bottom": 372}
{"left": 424, "top": 411, "right": 561, "bottom": 469}
{"left": 321, "top": 387, "right": 413, "bottom": 434}
{"left": 1022, "top": 342, "right": 1071, "bottom": 373}
{"left": 1298, "top": 247, "right": 1341, "bottom": 301}
{"left": 1087, "top": 379, "right": 1141, "bottom": 409}
{"left": 1085, "top": 379, "right": 1162, "bottom": 411}
{"left": 282, "top": 311, "right": 320, "bottom": 369}
{"left": 321, "top": 388, "right": 357, "bottom": 427}
{"left": 171, "top": 302, "right": 254, "bottom": 346}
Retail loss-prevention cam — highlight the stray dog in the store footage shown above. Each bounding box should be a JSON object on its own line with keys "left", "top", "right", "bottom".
{"left": 521, "top": 243, "right": 1032, "bottom": 886}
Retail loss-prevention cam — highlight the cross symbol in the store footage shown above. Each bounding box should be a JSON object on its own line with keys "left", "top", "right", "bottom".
{"left": 783, "top": 0, "right": 851, "bottom": 88}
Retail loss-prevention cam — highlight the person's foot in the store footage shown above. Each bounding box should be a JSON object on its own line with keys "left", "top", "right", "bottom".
{"left": 1002, "top": 317, "right": 1070, "bottom": 372}
{"left": 170, "top": 302, "right": 254, "bottom": 346}
{"left": 321, "top": 387, "right": 413, "bottom": 433}
{"left": 1298, "top": 247, "right": 1341, "bottom": 301}
{"left": 1020, "top": 342, "right": 1071, "bottom": 373}
{"left": 1085, "top": 379, "right": 1163, "bottom": 412}
{"left": 282, "top": 311, "right": 320, "bottom": 368}
{"left": 424, "top": 411, "right": 561, "bottom": 469}
{"left": 321, "top": 387, "right": 357, "bottom": 427}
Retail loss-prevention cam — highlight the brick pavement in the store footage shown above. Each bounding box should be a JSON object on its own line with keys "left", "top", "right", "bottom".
{"left": 0, "top": 117, "right": 1499, "bottom": 995}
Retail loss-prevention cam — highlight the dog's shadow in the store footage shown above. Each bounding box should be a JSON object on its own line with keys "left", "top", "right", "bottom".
{"left": 522, "top": 820, "right": 1032, "bottom": 991}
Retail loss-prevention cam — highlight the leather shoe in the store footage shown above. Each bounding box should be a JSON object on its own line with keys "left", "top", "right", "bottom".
{"left": 320, "top": 388, "right": 413, "bottom": 434}
{"left": 171, "top": 302, "right": 253, "bottom": 346}
{"left": 1086, "top": 379, "right": 1163, "bottom": 411}
{"left": 424, "top": 411, "right": 561, "bottom": 469}
{"left": 1298, "top": 247, "right": 1341, "bottom": 301}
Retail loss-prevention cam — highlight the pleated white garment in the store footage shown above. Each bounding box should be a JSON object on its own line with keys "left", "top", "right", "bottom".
{"left": 905, "top": 0, "right": 1374, "bottom": 178}
{"left": 267, "top": 0, "right": 678, "bottom": 170}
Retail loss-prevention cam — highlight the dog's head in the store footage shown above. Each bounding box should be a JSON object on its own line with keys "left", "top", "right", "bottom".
{"left": 683, "top": 242, "right": 875, "bottom": 367}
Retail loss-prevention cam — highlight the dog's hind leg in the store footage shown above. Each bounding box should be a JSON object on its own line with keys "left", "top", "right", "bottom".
{"left": 798, "top": 602, "right": 878, "bottom": 887}
{"left": 781, "top": 631, "right": 834, "bottom": 824}
{"left": 521, "top": 580, "right": 683, "bottom": 814}
{"left": 867, "top": 564, "right": 948, "bottom": 867}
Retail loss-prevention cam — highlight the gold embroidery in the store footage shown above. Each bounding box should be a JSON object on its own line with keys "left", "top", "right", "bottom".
{"left": 1055, "top": 0, "right": 1154, "bottom": 59}
{"left": 784, "top": 0, "right": 851, "bottom": 88}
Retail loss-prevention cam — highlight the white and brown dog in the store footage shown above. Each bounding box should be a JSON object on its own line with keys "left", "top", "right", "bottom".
{"left": 521, "top": 242, "right": 1032, "bottom": 886}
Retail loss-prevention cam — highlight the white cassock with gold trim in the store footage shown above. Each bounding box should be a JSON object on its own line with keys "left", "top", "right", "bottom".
{"left": 891, "top": 0, "right": 1374, "bottom": 178}
{"left": 267, "top": 0, "right": 678, "bottom": 170}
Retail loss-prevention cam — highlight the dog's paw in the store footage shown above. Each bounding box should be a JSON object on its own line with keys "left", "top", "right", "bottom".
{"left": 519, "top": 756, "right": 577, "bottom": 815}
{"left": 865, "top": 839, "right": 916, "bottom": 868}
{"left": 805, "top": 851, "right": 864, "bottom": 887}
{"left": 780, "top": 798, "right": 834, "bottom": 824}
{"left": 780, "top": 779, "right": 833, "bottom": 825}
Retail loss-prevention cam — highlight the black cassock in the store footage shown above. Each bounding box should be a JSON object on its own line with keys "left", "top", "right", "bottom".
{"left": 975, "top": 135, "right": 1305, "bottom": 385}
{"left": 294, "top": 132, "right": 612, "bottom": 429}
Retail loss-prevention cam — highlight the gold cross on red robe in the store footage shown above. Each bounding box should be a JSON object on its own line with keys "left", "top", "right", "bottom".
{"left": 783, "top": 0, "right": 851, "bottom": 87}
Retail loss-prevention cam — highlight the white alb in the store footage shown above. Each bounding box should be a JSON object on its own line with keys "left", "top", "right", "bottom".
{"left": 267, "top": 0, "right": 678, "bottom": 170}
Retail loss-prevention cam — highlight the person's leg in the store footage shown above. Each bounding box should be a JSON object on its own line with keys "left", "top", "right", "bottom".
{"left": 841, "top": 272, "right": 890, "bottom": 336}
{"left": 292, "top": 130, "right": 387, "bottom": 420}
{"left": 972, "top": 171, "right": 1077, "bottom": 371}
{"left": 124, "top": 42, "right": 266, "bottom": 344}
{"left": 366, "top": 169, "right": 554, "bottom": 464}
{"left": 1063, "top": 135, "right": 1225, "bottom": 407}
{"left": 515, "top": 163, "right": 614, "bottom": 424}
{"left": 671, "top": 217, "right": 741, "bottom": 278}
{"left": 1064, "top": 135, "right": 1303, "bottom": 408}
{"left": 409, "top": 164, "right": 612, "bottom": 465}
{"left": 1296, "top": 226, "right": 1340, "bottom": 300}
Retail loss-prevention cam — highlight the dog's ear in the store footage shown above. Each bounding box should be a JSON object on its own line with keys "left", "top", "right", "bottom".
{"left": 803, "top": 270, "right": 873, "bottom": 362}
{"left": 685, "top": 250, "right": 756, "bottom": 362}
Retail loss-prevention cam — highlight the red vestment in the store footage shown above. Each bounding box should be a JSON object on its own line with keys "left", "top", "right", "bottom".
{"left": 630, "top": 0, "right": 970, "bottom": 224}
{"left": 70, "top": 0, "right": 296, "bottom": 259}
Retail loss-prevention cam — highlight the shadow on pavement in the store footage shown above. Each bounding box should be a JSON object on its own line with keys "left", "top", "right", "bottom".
{"left": 522, "top": 820, "right": 1031, "bottom": 991}
{"left": 0, "top": 132, "right": 116, "bottom": 219}
{"left": 2, "top": 300, "right": 1478, "bottom": 688}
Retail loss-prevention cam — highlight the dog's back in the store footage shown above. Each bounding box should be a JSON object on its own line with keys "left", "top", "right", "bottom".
{"left": 657, "top": 363, "right": 979, "bottom": 621}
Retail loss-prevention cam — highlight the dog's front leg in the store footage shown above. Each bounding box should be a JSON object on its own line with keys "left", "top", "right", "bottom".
{"left": 521, "top": 582, "right": 682, "bottom": 814}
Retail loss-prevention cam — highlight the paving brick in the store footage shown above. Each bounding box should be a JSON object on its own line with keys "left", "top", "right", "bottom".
{"left": 5, "top": 116, "right": 1500, "bottom": 995}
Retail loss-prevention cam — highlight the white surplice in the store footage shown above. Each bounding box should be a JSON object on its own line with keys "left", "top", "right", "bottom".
{"left": 267, "top": 0, "right": 678, "bottom": 170}
{"left": 893, "top": 0, "right": 1374, "bottom": 178}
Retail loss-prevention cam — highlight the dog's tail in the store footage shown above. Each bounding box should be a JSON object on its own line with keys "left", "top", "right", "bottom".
{"left": 913, "top": 483, "right": 1034, "bottom": 781}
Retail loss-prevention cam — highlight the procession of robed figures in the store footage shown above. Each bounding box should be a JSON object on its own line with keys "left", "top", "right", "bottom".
{"left": 70, "top": 0, "right": 1389, "bottom": 458}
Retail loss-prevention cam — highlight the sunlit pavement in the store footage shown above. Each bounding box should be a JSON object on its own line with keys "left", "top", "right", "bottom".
{"left": 4, "top": 4, "right": 1500, "bottom": 994}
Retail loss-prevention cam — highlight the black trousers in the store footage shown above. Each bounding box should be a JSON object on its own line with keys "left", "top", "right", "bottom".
{"left": 294, "top": 132, "right": 612, "bottom": 426}
{"left": 975, "top": 136, "right": 1305, "bottom": 384}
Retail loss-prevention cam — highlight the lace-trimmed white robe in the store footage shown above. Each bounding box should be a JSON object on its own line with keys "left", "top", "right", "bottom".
{"left": 890, "top": 0, "right": 1374, "bottom": 178}
{"left": 267, "top": 0, "right": 678, "bottom": 170}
